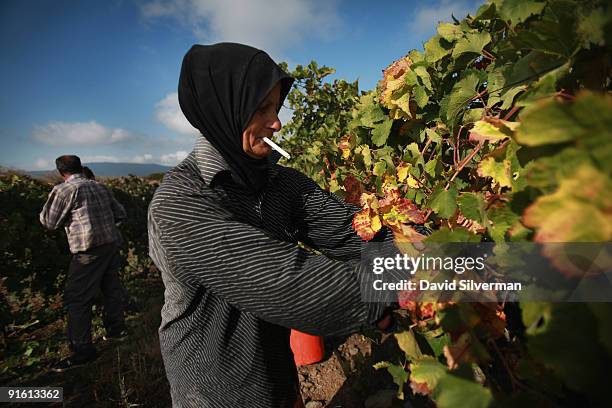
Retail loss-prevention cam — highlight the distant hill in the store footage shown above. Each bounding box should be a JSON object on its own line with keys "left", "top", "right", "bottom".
{"left": 27, "top": 162, "right": 173, "bottom": 178}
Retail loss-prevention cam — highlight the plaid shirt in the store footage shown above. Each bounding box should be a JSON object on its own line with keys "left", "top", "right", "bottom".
{"left": 40, "top": 174, "right": 126, "bottom": 253}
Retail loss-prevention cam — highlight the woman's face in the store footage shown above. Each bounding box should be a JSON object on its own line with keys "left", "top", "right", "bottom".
{"left": 242, "top": 82, "right": 282, "bottom": 159}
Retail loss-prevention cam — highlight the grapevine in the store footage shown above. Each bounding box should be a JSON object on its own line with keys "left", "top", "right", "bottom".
{"left": 281, "top": 0, "right": 612, "bottom": 405}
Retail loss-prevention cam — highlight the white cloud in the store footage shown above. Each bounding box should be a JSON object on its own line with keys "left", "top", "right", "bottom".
{"left": 155, "top": 93, "right": 200, "bottom": 136}
{"left": 160, "top": 150, "right": 189, "bottom": 165}
{"left": 30, "top": 153, "right": 166, "bottom": 170}
{"left": 409, "top": 0, "right": 477, "bottom": 37}
{"left": 132, "top": 153, "right": 154, "bottom": 163}
{"left": 81, "top": 155, "right": 120, "bottom": 163}
{"left": 32, "top": 121, "right": 133, "bottom": 146}
{"left": 140, "top": 0, "right": 340, "bottom": 56}
{"left": 33, "top": 158, "right": 54, "bottom": 170}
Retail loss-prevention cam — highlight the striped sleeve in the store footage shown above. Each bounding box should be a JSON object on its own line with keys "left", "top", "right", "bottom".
{"left": 149, "top": 192, "right": 389, "bottom": 337}
{"left": 287, "top": 168, "right": 390, "bottom": 262}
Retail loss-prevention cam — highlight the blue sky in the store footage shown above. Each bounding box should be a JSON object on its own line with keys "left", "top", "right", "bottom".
{"left": 0, "top": 0, "right": 480, "bottom": 171}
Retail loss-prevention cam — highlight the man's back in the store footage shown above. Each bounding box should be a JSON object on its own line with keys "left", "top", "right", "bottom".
{"left": 40, "top": 174, "right": 126, "bottom": 253}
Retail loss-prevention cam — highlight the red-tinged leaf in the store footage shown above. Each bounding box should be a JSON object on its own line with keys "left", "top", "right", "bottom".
{"left": 456, "top": 213, "right": 486, "bottom": 234}
{"left": 473, "top": 303, "right": 507, "bottom": 340}
{"left": 419, "top": 302, "right": 436, "bottom": 319}
{"left": 343, "top": 174, "right": 364, "bottom": 206}
{"left": 382, "top": 175, "right": 401, "bottom": 199}
{"left": 360, "top": 192, "right": 379, "bottom": 210}
{"left": 352, "top": 209, "right": 381, "bottom": 241}
{"left": 442, "top": 332, "right": 473, "bottom": 369}
{"left": 409, "top": 357, "right": 447, "bottom": 396}
{"left": 378, "top": 197, "right": 394, "bottom": 212}
{"left": 396, "top": 198, "right": 426, "bottom": 224}
{"left": 398, "top": 289, "right": 420, "bottom": 310}
{"left": 410, "top": 380, "right": 431, "bottom": 396}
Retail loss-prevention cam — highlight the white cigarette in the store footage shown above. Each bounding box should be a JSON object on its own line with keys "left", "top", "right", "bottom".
{"left": 262, "top": 137, "right": 291, "bottom": 160}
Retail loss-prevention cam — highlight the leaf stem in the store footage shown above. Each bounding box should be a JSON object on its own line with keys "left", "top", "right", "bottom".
{"left": 448, "top": 141, "right": 484, "bottom": 186}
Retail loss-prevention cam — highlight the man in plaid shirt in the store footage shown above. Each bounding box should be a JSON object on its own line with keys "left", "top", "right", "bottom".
{"left": 40, "top": 155, "right": 128, "bottom": 372}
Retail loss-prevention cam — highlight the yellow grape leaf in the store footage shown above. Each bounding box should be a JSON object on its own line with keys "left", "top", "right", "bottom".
{"left": 360, "top": 192, "right": 379, "bottom": 210}
{"left": 397, "top": 162, "right": 410, "bottom": 182}
{"left": 405, "top": 175, "right": 420, "bottom": 188}
{"left": 329, "top": 179, "right": 341, "bottom": 193}
{"left": 353, "top": 209, "right": 381, "bottom": 241}
{"left": 360, "top": 144, "right": 372, "bottom": 167}
{"left": 523, "top": 165, "right": 612, "bottom": 243}
{"left": 469, "top": 119, "right": 517, "bottom": 143}
{"left": 373, "top": 161, "right": 387, "bottom": 176}
{"left": 477, "top": 157, "right": 513, "bottom": 188}
{"left": 338, "top": 135, "right": 352, "bottom": 160}
{"left": 371, "top": 214, "right": 382, "bottom": 232}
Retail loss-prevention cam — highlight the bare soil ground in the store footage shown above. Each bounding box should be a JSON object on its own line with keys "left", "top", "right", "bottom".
{"left": 4, "top": 281, "right": 416, "bottom": 407}
{"left": 298, "top": 333, "right": 417, "bottom": 408}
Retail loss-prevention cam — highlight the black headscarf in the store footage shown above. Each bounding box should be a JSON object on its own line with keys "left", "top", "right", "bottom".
{"left": 178, "top": 43, "right": 294, "bottom": 193}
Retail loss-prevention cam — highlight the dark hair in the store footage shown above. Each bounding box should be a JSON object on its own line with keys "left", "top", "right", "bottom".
{"left": 55, "top": 155, "right": 83, "bottom": 175}
{"left": 82, "top": 166, "right": 95, "bottom": 180}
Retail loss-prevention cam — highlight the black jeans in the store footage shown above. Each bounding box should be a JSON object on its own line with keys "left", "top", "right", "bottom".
{"left": 64, "top": 242, "right": 126, "bottom": 360}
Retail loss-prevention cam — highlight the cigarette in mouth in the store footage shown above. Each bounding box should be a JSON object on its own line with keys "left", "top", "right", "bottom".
{"left": 262, "top": 137, "right": 291, "bottom": 160}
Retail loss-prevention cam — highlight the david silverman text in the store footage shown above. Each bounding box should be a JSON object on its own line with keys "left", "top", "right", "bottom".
{"left": 372, "top": 279, "right": 522, "bottom": 291}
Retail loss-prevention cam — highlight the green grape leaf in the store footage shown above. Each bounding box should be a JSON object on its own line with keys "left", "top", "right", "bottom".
{"left": 517, "top": 63, "right": 569, "bottom": 106}
{"left": 433, "top": 372, "right": 493, "bottom": 408}
{"left": 462, "top": 108, "right": 484, "bottom": 124}
{"left": 404, "top": 68, "right": 419, "bottom": 87}
{"left": 371, "top": 117, "right": 394, "bottom": 146}
{"left": 443, "top": 73, "right": 481, "bottom": 124}
{"left": 426, "top": 227, "right": 481, "bottom": 243}
{"left": 457, "top": 192, "right": 486, "bottom": 225}
{"left": 425, "top": 128, "right": 442, "bottom": 144}
{"left": 474, "top": 2, "right": 496, "bottom": 20}
{"left": 521, "top": 303, "right": 610, "bottom": 400}
{"left": 424, "top": 158, "right": 439, "bottom": 177}
{"left": 516, "top": 100, "right": 584, "bottom": 146}
{"left": 428, "top": 186, "right": 458, "bottom": 218}
{"left": 360, "top": 144, "right": 373, "bottom": 167}
{"left": 374, "top": 361, "right": 409, "bottom": 400}
{"left": 496, "top": 0, "right": 546, "bottom": 25}
{"left": 510, "top": 2, "right": 578, "bottom": 58}
{"left": 517, "top": 92, "right": 612, "bottom": 171}
{"left": 413, "top": 65, "right": 432, "bottom": 90}
{"left": 487, "top": 205, "right": 520, "bottom": 243}
{"left": 422, "top": 331, "right": 451, "bottom": 358}
{"left": 395, "top": 330, "right": 423, "bottom": 361}
{"left": 424, "top": 35, "right": 452, "bottom": 63}
{"left": 373, "top": 160, "right": 387, "bottom": 177}
{"left": 437, "top": 22, "right": 464, "bottom": 42}
{"left": 409, "top": 356, "right": 447, "bottom": 393}
{"left": 360, "top": 103, "right": 387, "bottom": 128}
{"left": 452, "top": 32, "right": 492, "bottom": 58}
{"left": 499, "top": 85, "right": 526, "bottom": 110}
{"left": 577, "top": 8, "right": 607, "bottom": 48}
{"left": 523, "top": 147, "right": 590, "bottom": 191}
{"left": 587, "top": 304, "right": 612, "bottom": 357}
{"left": 413, "top": 85, "right": 429, "bottom": 108}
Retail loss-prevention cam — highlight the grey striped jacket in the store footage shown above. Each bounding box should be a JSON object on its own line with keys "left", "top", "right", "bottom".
{"left": 148, "top": 137, "right": 393, "bottom": 407}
